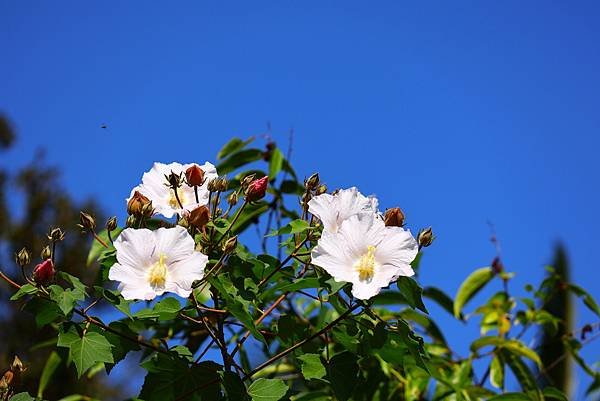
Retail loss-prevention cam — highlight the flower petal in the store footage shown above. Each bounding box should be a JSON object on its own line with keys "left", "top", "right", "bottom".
{"left": 113, "top": 228, "right": 155, "bottom": 269}
{"left": 166, "top": 251, "right": 208, "bottom": 297}
{"left": 155, "top": 226, "right": 195, "bottom": 263}
{"left": 109, "top": 263, "right": 156, "bottom": 300}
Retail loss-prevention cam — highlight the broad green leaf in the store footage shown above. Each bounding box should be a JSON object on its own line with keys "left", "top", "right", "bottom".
{"left": 221, "top": 371, "right": 249, "bottom": 401}
{"left": 38, "top": 351, "right": 62, "bottom": 398}
{"left": 153, "top": 297, "right": 182, "bottom": 320}
{"left": 328, "top": 352, "right": 358, "bottom": 401}
{"left": 101, "top": 321, "right": 141, "bottom": 372}
{"left": 423, "top": 286, "right": 462, "bottom": 319}
{"left": 217, "top": 149, "right": 264, "bottom": 175}
{"left": 268, "top": 148, "right": 284, "bottom": 179}
{"left": 49, "top": 285, "right": 84, "bottom": 316}
{"left": 218, "top": 136, "right": 255, "bottom": 159}
{"left": 23, "top": 298, "right": 62, "bottom": 328}
{"left": 397, "top": 277, "right": 428, "bottom": 313}
{"left": 568, "top": 284, "right": 600, "bottom": 317}
{"left": 247, "top": 378, "right": 289, "bottom": 401}
{"left": 454, "top": 266, "right": 494, "bottom": 318}
{"left": 8, "top": 393, "right": 36, "bottom": 401}
{"left": 490, "top": 354, "right": 504, "bottom": 389}
{"left": 503, "top": 340, "right": 542, "bottom": 367}
{"left": 10, "top": 283, "right": 38, "bottom": 301}
{"left": 268, "top": 219, "right": 310, "bottom": 236}
{"left": 57, "top": 325, "right": 114, "bottom": 377}
{"left": 542, "top": 387, "right": 568, "bottom": 401}
{"left": 397, "top": 319, "right": 429, "bottom": 372}
{"left": 140, "top": 354, "right": 220, "bottom": 401}
{"left": 501, "top": 350, "right": 543, "bottom": 400}
{"left": 298, "top": 353, "right": 326, "bottom": 381}
{"left": 231, "top": 201, "right": 270, "bottom": 235}
{"left": 86, "top": 228, "right": 121, "bottom": 266}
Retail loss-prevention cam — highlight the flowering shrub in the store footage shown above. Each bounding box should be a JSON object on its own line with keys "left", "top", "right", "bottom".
{"left": 1, "top": 137, "right": 598, "bottom": 401}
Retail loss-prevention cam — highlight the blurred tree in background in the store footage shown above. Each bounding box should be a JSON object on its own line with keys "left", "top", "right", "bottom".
{"left": 0, "top": 114, "right": 123, "bottom": 400}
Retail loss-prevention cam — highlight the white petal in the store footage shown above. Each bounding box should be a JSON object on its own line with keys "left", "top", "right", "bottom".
{"left": 351, "top": 279, "right": 383, "bottom": 300}
{"left": 338, "top": 214, "right": 385, "bottom": 257}
{"left": 375, "top": 227, "right": 419, "bottom": 267}
{"left": 113, "top": 228, "right": 155, "bottom": 269}
{"left": 166, "top": 251, "right": 209, "bottom": 297}
{"left": 109, "top": 263, "right": 156, "bottom": 300}
{"left": 155, "top": 226, "right": 195, "bottom": 263}
{"left": 308, "top": 193, "right": 337, "bottom": 231}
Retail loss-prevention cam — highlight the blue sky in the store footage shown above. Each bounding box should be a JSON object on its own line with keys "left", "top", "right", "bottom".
{"left": 1, "top": 1, "right": 599, "bottom": 399}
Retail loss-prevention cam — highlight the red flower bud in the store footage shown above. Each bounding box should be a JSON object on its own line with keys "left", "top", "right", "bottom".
{"left": 185, "top": 165, "right": 205, "bottom": 187}
{"left": 188, "top": 205, "right": 210, "bottom": 229}
{"left": 384, "top": 207, "right": 405, "bottom": 227}
{"left": 33, "top": 259, "right": 55, "bottom": 285}
{"left": 245, "top": 176, "right": 269, "bottom": 201}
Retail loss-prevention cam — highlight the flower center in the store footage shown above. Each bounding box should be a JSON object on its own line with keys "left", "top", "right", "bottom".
{"left": 356, "top": 245, "right": 376, "bottom": 282}
{"left": 148, "top": 254, "right": 168, "bottom": 289}
{"left": 168, "top": 188, "right": 186, "bottom": 209}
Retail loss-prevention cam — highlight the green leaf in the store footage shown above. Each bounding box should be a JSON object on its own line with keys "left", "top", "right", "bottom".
{"left": 221, "top": 371, "right": 249, "bottom": 400}
{"left": 49, "top": 285, "right": 84, "bottom": 316}
{"left": 247, "top": 378, "right": 289, "bottom": 401}
{"left": 153, "top": 297, "right": 182, "bottom": 320}
{"left": 101, "top": 321, "right": 141, "bottom": 372}
{"left": 501, "top": 350, "right": 543, "bottom": 400}
{"left": 38, "top": 351, "right": 62, "bottom": 398}
{"left": 268, "top": 219, "right": 310, "bottom": 236}
{"left": 298, "top": 354, "right": 326, "bottom": 381}
{"left": 397, "top": 277, "right": 428, "bottom": 313}
{"left": 328, "top": 352, "right": 358, "bottom": 401}
{"left": 503, "top": 340, "right": 542, "bottom": 367}
{"left": 8, "top": 393, "right": 36, "bottom": 401}
{"left": 488, "top": 393, "right": 533, "bottom": 401}
{"left": 453, "top": 266, "right": 494, "bottom": 318}
{"left": 568, "top": 284, "right": 600, "bottom": 317}
{"left": 10, "top": 283, "right": 38, "bottom": 300}
{"left": 218, "top": 136, "right": 255, "bottom": 159}
{"left": 217, "top": 149, "right": 264, "bottom": 175}
{"left": 396, "top": 319, "right": 429, "bottom": 372}
{"left": 140, "top": 354, "right": 220, "bottom": 401}
{"left": 87, "top": 228, "right": 121, "bottom": 266}
{"left": 57, "top": 325, "right": 114, "bottom": 377}
{"left": 423, "top": 286, "right": 462, "bottom": 319}
{"left": 23, "top": 298, "right": 62, "bottom": 328}
{"left": 490, "top": 354, "right": 504, "bottom": 389}
{"left": 542, "top": 387, "right": 569, "bottom": 401}
{"left": 268, "top": 148, "right": 284, "bottom": 179}
{"left": 231, "top": 201, "right": 271, "bottom": 235}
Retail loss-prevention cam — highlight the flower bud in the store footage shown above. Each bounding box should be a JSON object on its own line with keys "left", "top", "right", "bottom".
{"left": 384, "top": 208, "right": 405, "bottom": 227}
{"left": 227, "top": 191, "right": 239, "bottom": 207}
{"left": 126, "top": 215, "right": 137, "bottom": 227}
{"left": 491, "top": 257, "right": 504, "bottom": 274}
{"left": 40, "top": 245, "right": 52, "bottom": 260}
{"left": 33, "top": 259, "right": 55, "bottom": 285}
{"left": 245, "top": 176, "right": 269, "bottom": 202}
{"left": 140, "top": 201, "right": 154, "bottom": 218}
{"left": 106, "top": 216, "right": 118, "bottom": 232}
{"left": 217, "top": 177, "right": 228, "bottom": 192}
{"left": 185, "top": 165, "right": 205, "bottom": 187}
{"left": 207, "top": 178, "right": 220, "bottom": 192}
{"left": 240, "top": 174, "right": 256, "bottom": 189}
{"left": 10, "top": 356, "right": 24, "bottom": 373}
{"left": 188, "top": 206, "right": 210, "bottom": 229}
{"left": 127, "top": 191, "right": 152, "bottom": 216}
{"left": 48, "top": 227, "right": 65, "bottom": 242}
{"left": 79, "top": 211, "right": 96, "bottom": 231}
{"left": 305, "top": 173, "right": 320, "bottom": 190}
{"left": 165, "top": 171, "right": 183, "bottom": 189}
{"left": 417, "top": 227, "right": 434, "bottom": 248}
{"left": 223, "top": 236, "right": 238, "bottom": 254}
{"left": 15, "top": 248, "right": 31, "bottom": 267}
{"left": 316, "top": 184, "right": 327, "bottom": 195}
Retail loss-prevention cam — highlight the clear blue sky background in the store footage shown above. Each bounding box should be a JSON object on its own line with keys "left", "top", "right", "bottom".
{"left": 1, "top": 2, "right": 599, "bottom": 399}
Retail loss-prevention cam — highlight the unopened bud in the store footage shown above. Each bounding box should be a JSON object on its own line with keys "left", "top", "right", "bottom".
{"left": 40, "top": 245, "right": 52, "bottom": 260}
{"left": 240, "top": 174, "right": 256, "bottom": 189}
{"left": 1, "top": 371, "right": 13, "bottom": 389}
{"left": 140, "top": 201, "right": 154, "bottom": 218}
{"left": 128, "top": 191, "right": 152, "bottom": 217}
{"left": 15, "top": 248, "right": 31, "bottom": 267}
{"left": 48, "top": 227, "right": 65, "bottom": 242}
{"left": 106, "top": 216, "right": 118, "bottom": 232}
{"left": 223, "top": 236, "right": 238, "bottom": 254}
{"left": 178, "top": 216, "right": 189, "bottom": 229}
{"left": 316, "top": 184, "right": 327, "bottom": 195}
{"left": 165, "top": 171, "right": 183, "bottom": 189}
{"left": 185, "top": 164, "right": 205, "bottom": 187}
{"left": 79, "top": 211, "right": 96, "bottom": 231}
{"left": 227, "top": 191, "right": 239, "bottom": 206}
{"left": 188, "top": 206, "right": 210, "bottom": 229}
{"left": 10, "top": 356, "right": 24, "bottom": 373}
{"left": 33, "top": 259, "right": 55, "bottom": 285}
{"left": 207, "top": 178, "right": 220, "bottom": 192}
{"left": 217, "top": 177, "right": 228, "bottom": 192}
{"left": 491, "top": 257, "right": 504, "bottom": 274}
{"left": 384, "top": 208, "right": 405, "bottom": 227}
{"left": 126, "top": 215, "right": 137, "bottom": 227}
{"left": 305, "top": 173, "right": 320, "bottom": 190}
{"left": 417, "top": 227, "right": 434, "bottom": 248}
{"left": 245, "top": 176, "right": 269, "bottom": 202}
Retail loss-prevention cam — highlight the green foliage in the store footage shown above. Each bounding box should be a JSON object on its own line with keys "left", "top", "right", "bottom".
{"left": 247, "top": 378, "right": 288, "bottom": 401}
{"left": 57, "top": 325, "right": 114, "bottom": 378}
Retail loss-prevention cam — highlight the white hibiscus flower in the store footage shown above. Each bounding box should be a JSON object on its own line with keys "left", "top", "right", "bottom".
{"left": 128, "top": 162, "right": 218, "bottom": 218}
{"left": 109, "top": 226, "right": 208, "bottom": 300}
{"left": 308, "top": 187, "right": 379, "bottom": 233}
{"left": 311, "top": 214, "right": 418, "bottom": 300}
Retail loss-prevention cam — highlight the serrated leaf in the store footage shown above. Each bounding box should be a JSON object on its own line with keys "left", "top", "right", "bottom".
{"left": 298, "top": 354, "right": 326, "bottom": 381}
{"left": 37, "top": 351, "right": 61, "bottom": 398}
{"left": 490, "top": 354, "right": 504, "bottom": 389}
{"left": 454, "top": 267, "right": 494, "bottom": 318}
{"left": 49, "top": 285, "right": 84, "bottom": 316}
{"left": 397, "top": 277, "right": 428, "bottom": 313}
{"left": 247, "top": 378, "right": 288, "bottom": 401}
{"left": 10, "top": 284, "right": 38, "bottom": 301}
{"left": 57, "top": 325, "right": 114, "bottom": 378}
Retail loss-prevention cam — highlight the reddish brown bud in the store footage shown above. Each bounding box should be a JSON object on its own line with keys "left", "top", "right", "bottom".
{"left": 491, "top": 257, "right": 504, "bottom": 274}
{"left": 384, "top": 207, "right": 405, "bottom": 227}
{"left": 245, "top": 176, "right": 268, "bottom": 201}
{"left": 417, "top": 227, "right": 434, "bottom": 248}
{"left": 188, "top": 206, "right": 210, "bottom": 229}
{"left": 185, "top": 165, "right": 205, "bottom": 187}
{"left": 127, "top": 191, "right": 153, "bottom": 217}
{"left": 33, "top": 259, "right": 55, "bottom": 285}
{"left": 79, "top": 211, "right": 96, "bottom": 231}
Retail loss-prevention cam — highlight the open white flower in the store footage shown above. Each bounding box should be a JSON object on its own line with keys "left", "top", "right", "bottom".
{"left": 308, "top": 187, "right": 379, "bottom": 233}
{"left": 109, "top": 226, "right": 208, "bottom": 300}
{"left": 128, "top": 162, "right": 218, "bottom": 218}
{"left": 311, "top": 214, "right": 418, "bottom": 300}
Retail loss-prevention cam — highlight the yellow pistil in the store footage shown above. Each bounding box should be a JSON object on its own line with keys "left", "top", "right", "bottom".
{"left": 356, "top": 245, "right": 376, "bottom": 282}
{"left": 148, "top": 254, "right": 168, "bottom": 289}
{"left": 168, "top": 188, "right": 186, "bottom": 209}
